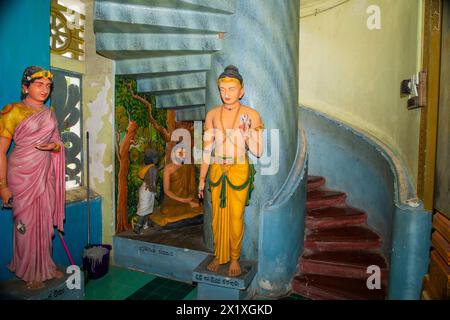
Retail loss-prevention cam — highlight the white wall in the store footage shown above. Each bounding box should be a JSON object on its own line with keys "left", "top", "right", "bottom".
{"left": 299, "top": 0, "right": 423, "bottom": 184}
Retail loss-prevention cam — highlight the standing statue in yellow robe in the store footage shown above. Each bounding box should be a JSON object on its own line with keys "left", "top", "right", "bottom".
{"left": 198, "top": 65, "right": 264, "bottom": 277}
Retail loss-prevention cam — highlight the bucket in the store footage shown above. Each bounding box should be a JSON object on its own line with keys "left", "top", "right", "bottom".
{"left": 82, "top": 244, "right": 112, "bottom": 280}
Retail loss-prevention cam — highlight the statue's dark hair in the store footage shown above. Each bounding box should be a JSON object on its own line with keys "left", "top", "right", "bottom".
{"left": 21, "top": 66, "right": 54, "bottom": 100}
{"left": 218, "top": 65, "right": 244, "bottom": 86}
{"left": 144, "top": 148, "right": 159, "bottom": 165}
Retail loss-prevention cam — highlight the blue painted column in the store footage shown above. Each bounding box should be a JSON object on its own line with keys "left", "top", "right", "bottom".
{"left": 389, "top": 206, "right": 432, "bottom": 300}
{"left": 203, "top": 0, "right": 301, "bottom": 295}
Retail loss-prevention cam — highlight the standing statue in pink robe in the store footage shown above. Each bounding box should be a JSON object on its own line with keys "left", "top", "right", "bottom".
{"left": 0, "top": 66, "right": 65, "bottom": 290}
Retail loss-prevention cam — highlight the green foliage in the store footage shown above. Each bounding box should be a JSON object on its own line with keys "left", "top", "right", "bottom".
{"left": 114, "top": 76, "right": 167, "bottom": 223}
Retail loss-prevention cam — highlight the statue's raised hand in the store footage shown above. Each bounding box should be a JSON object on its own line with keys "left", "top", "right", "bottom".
{"left": 239, "top": 114, "right": 251, "bottom": 141}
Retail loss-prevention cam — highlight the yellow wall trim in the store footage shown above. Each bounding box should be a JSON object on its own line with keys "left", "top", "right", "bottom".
{"left": 51, "top": 53, "right": 85, "bottom": 74}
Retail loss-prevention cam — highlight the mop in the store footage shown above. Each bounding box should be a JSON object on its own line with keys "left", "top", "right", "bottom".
{"left": 58, "top": 231, "right": 75, "bottom": 266}
{"left": 82, "top": 131, "right": 111, "bottom": 279}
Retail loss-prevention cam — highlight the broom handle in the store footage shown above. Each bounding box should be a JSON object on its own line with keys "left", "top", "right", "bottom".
{"left": 86, "top": 131, "right": 90, "bottom": 246}
{"left": 58, "top": 231, "right": 75, "bottom": 266}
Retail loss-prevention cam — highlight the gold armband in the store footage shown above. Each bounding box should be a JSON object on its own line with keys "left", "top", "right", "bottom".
{"left": 52, "top": 143, "right": 61, "bottom": 152}
{"left": 0, "top": 178, "right": 8, "bottom": 189}
{"left": 253, "top": 123, "right": 265, "bottom": 131}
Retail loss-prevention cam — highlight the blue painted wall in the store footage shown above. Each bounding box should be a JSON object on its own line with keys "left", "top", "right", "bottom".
{"left": 300, "top": 106, "right": 432, "bottom": 300}
{"left": 0, "top": 0, "right": 50, "bottom": 105}
{"left": 53, "top": 199, "right": 103, "bottom": 268}
{"left": 256, "top": 143, "right": 307, "bottom": 297}
{"left": 0, "top": 212, "right": 13, "bottom": 281}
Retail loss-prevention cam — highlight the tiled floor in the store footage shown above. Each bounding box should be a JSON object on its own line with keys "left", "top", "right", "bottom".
{"left": 126, "top": 277, "right": 196, "bottom": 300}
{"left": 85, "top": 266, "right": 306, "bottom": 300}
{"left": 85, "top": 267, "right": 157, "bottom": 300}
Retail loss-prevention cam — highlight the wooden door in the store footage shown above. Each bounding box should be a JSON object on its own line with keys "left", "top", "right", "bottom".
{"left": 435, "top": 0, "right": 450, "bottom": 218}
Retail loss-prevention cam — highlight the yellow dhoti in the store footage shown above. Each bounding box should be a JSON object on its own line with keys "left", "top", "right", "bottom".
{"left": 209, "top": 160, "right": 255, "bottom": 264}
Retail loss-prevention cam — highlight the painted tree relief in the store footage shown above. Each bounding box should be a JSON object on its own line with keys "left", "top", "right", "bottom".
{"left": 114, "top": 77, "right": 166, "bottom": 233}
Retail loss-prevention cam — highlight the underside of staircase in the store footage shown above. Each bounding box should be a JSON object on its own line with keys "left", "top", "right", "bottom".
{"left": 292, "top": 176, "right": 389, "bottom": 300}
{"left": 94, "top": 0, "right": 237, "bottom": 121}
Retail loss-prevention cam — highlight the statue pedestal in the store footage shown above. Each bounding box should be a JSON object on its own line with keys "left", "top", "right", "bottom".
{"left": 193, "top": 256, "right": 257, "bottom": 300}
{"left": 0, "top": 267, "right": 84, "bottom": 300}
{"left": 113, "top": 230, "right": 210, "bottom": 283}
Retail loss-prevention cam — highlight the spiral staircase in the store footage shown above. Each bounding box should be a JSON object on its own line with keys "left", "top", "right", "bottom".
{"left": 94, "top": 0, "right": 237, "bottom": 121}
{"left": 291, "top": 176, "right": 389, "bottom": 300}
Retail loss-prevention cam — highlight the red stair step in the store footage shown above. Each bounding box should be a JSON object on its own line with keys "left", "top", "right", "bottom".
{"left": 307, "top": 189, "right": 347, "bottom": 210}
{"left": 304, "top": 226, "right": 382, "bottom": 251}
{"left": 300, "top": 251, "right": 388, "bottom": 281}
{"left": 292, "top": 274, "right": 386, "bottom": 300}
{"left": 306, "top": 206, "right": 367, "bottom": 230}
{"left": 307, "top": 176, "right": 326, "bottom": 192}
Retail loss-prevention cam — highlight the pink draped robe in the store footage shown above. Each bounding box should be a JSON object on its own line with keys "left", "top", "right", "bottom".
{"left": 7, "top": 108, "right": 65, "bottom": 283}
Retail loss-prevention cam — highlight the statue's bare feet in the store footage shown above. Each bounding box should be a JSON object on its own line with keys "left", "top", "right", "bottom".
{"left": 54, "top": 270, "right": 64, "bottom": 279}
{"left": 228, "top": 259, "right": 241, "bottom": 277}
{"left": 207, "top": 258, "right": 220, "bottom": 272}
{"left": 26, "top": 281, "right": 45, "bottom": 290}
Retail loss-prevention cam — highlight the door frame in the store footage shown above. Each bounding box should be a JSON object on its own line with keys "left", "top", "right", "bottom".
{"left": 417, "top": 0, "right": 443, "bottom": 210}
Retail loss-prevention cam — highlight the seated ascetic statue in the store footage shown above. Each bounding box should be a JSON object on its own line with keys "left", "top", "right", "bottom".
{"left": 150, "top": 142, "right": 203, "bottom": 228}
